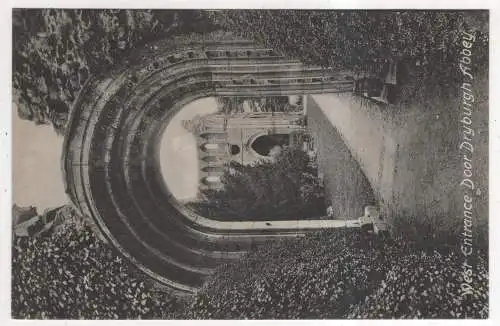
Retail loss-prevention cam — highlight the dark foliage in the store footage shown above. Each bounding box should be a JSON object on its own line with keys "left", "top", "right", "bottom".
{"left": 11, "top": 211, "right": 181, "bottom": 319}
{"left": 188, "top": 146, "right": 325, "bottom": 221}
{"left": 348, "top": 250, "right": 488, "bottom": 318}
{"left": 11, "top": 208, "right": 488, "bottom": 319}
{"left": 12, "top": 9, "right": 218, "bottom": 133}
{"left": 184, "top": 229, "right": 488, "bottom": 319}
{"left": 211, "top": 10, "right": 488, "bottom": 106}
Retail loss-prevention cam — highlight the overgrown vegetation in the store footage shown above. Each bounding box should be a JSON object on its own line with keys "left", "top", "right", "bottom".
{"left": 12, "top": 10, "right": 489, "bottom": 319}
{"left": 184, "top": 229, "right": 488, "bottom": 319}
{"left": 187, "top": 146, "right": 325, "bottom": 221}
{"left": 12, "top": 206, "right": 488, "bottom": 319}
{"left": 12, "top": 9, "right": 218, "bottom": 133}
{"left": 211, "top": 10, "right": 488, "bottom": 106}
{"left": 12, "top": 206, "right": 182, "bottom": 319}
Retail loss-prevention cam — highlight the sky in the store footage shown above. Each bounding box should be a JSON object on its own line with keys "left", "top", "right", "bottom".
{"left": 12, "top": 103, "right": 68, "bottom": 213}
{"left": 159, "top": 97, "right": 218, "bottom": 200}
{"left": 11, "top": 97, "right": 217, "bottom": 213}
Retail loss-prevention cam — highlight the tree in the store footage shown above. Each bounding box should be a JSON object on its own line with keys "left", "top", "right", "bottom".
{"left": 189, "top": 146, "right": 325, "bottom": 221}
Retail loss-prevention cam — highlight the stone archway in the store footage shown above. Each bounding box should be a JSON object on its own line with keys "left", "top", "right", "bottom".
{"left": 250, "top": 134, "right": 290, "bottom": 157}
{"left": 62, "top": 33, "right": 355, "bottom": 295}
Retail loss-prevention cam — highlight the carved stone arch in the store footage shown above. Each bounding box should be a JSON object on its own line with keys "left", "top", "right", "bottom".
{"left": 62, "top": 33, "right": 353, "bottom": 295}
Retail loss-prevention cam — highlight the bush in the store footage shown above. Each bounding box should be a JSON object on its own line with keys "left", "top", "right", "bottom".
{"left": 183, "top": 229, "right": 488, "bottom": 319}
{"left": 11, "top": 211, "right": 180, "bottom": 319}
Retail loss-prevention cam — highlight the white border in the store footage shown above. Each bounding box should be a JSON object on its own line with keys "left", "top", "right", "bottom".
{"left": 1, "top": 1, "right": 498, "bottom": 326}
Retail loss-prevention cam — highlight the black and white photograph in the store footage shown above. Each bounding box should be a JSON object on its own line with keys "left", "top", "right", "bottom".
{"left": 6, "top": 5, "right": 490, "bottom": 320}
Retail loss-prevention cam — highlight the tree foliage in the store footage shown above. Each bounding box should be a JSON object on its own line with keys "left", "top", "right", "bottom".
{"left": 12, "top": 9, "right": 218, "bottom": 133}
{"left": 11, "top": 209, "right": 181, "bottom": 319}
{"left": 188, "top": 146, "right": 325, "bottom": 221}
{"left": 184, "top": 229, "right": 488, "bottom": 319}
{"left": 211, "top": 10, "right": 488, "bottom": 106}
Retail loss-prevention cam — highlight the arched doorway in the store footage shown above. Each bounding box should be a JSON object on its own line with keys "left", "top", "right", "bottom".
{"left": 63, "top": 33, "right": 355, "bottom": 295}
{"left": 251, "top": 134, "right": 290, "bottom": 157}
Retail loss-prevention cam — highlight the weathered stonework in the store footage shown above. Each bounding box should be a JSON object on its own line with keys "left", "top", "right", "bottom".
{"left": 62, "top": 33, "right": 355, "bottom": 295}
